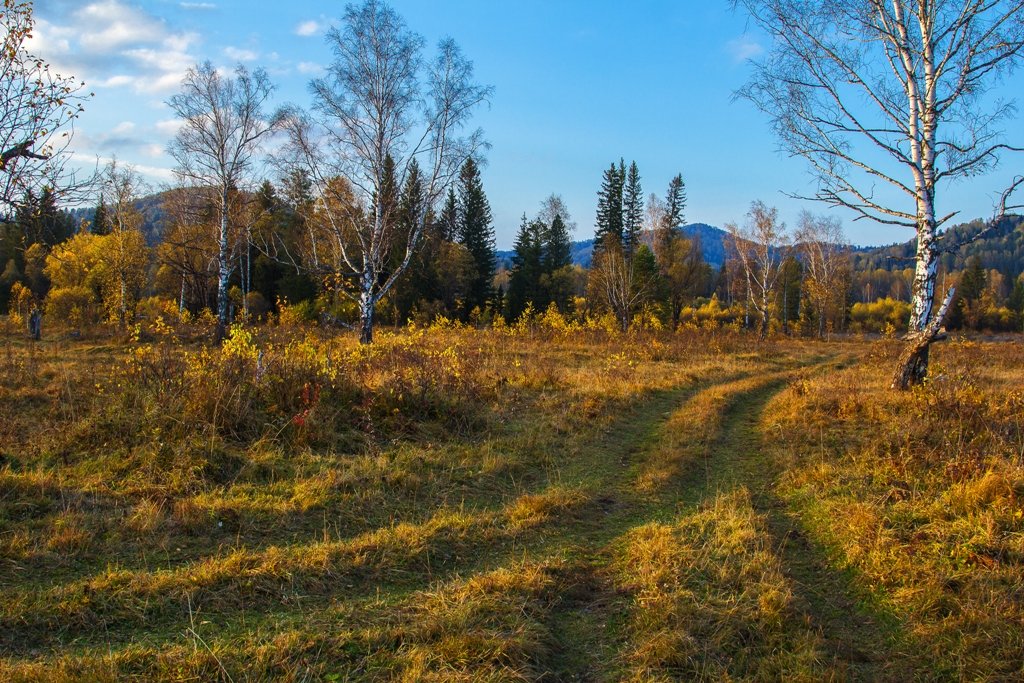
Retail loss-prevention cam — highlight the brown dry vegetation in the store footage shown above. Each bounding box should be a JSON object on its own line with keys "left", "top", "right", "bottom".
{"left": 0, "top": 319, "right": 1021, "bottom": 680}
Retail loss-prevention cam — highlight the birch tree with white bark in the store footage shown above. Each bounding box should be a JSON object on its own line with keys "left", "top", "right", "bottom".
{"left": 280, "top": 0, "right": 492, "bottom": 344}
{"left": 734, "top": 0, "right": 1024, "bottom": 388}
{"left": 727, "top": 201, "right": 788, "bottom": 340}
{"left": 99, "top": 160, "right": 148, "bottom": 328}
{"left": 795, "top": 211, "right": 850, "bottom": 338}
{"left": 167, "top": 62, "right": 277, "bottom": 342}
{"left": 589, "top": 239, "right": 659, "bottom": 332}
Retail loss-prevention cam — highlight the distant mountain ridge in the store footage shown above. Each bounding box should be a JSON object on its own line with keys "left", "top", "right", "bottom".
{"left": 852, "top": 214, "right": 1024, "bottom": 277}
{"left": 68, "top": 191, "right": 172, "bottom": 246}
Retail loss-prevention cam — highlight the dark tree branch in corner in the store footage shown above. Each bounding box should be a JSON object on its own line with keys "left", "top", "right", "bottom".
{"left": 0, "top": 140, "right": 49, "bottom": 170}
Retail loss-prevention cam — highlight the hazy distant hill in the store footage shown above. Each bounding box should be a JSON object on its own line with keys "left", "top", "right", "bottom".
{"left": 498, "top": 222, "right": 730, "bottom": 269}
{"left": 68, "top": 190, "right": 177, "bottom": 246}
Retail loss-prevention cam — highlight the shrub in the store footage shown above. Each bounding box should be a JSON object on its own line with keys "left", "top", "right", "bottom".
{"left": 46, "top": 286, "right": 100, "bottom": 327}
{"left": 277, "top": 298, "right": 318, "bottom": 327}
{"left": 849, "top": 297, "right": 911, "bottom": 333}
{"left": 244, "top": 291, "right": 272, "bottom": 321}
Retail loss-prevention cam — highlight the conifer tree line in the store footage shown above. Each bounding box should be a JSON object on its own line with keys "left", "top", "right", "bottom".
{"left": 6, "top": 150, "right": 1024, "bottom": 337}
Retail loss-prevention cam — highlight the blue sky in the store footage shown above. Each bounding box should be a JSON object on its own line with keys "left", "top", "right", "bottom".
{"left": 29, "top": 0, "right": 1024, "bottom": 249}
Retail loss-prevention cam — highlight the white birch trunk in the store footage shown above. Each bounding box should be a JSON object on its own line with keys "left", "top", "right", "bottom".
{"left": 215, "top": 186, "right": 231, "bottom": 341}
{"left": 359, "top": 272, "right": 376, "bottom": 344}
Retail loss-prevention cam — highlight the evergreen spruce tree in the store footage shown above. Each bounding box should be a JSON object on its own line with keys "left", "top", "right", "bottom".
{"left": 950, "top": 255, "right": 988, "bottom": 329}
{"left": 256, "top": 180, "right": 278, "bottom": 212}
{"left": 1008, "top": 278, "right": 1024, "bottom": 317}
{"left": 779, "top": 254, "right": 803, "bottom": 332}
{"left": 392, "top": 159, "right": 439, "bottom": 321}
{"left": 960, "top": 255, "right": 987, "bottom": 302}
{"left": 18, "top": 187, "right": 75, "bottom": 247}
{"left": 506, "top": 214, "right": 544, "bottom": 320}
{"left": 540, "top": 212, "right": 574, "bottom": 312}
{"left": 543, "top": 214, "right": 572, "bottom": 273}
{"left": 655, "top": 174, "right": 686, "bottom": 260}
{"left": 456, "top": 158, "right": 496, "bottom": 319}
{"left": 273, "top": 170, "right": 317, "bottom": 304}
{"left": 652, "top": 172, "right": 701, "bottom": 329}
{"left": 493, "top": 283, "right": 505, "bottom": 318}
{"left": 250, "top": 180, "right": 282, "bottom": 306}
{"left": 665, "top": 174, "right": 686, "bottom": 230}
{"left": 399, "top": 159, "right": 426, "bottom": 238}
{"left": 282, "top": 168, "right": 313, "bottom": 217}
{"left": 595, "top": 160, "right": 625, "bottom": 248}
{"left": 622, "top": 161, "right": 643, "bottom": 258}
{"left": 633, "top": 243, "right": 660, "bottom": 294}
{"left": 438, "top": 187, "right": 459, "bottom": 242}
{"left": 378, "top": 153, "right": 399, "bottom": 234}
{"left": 91, "top": 194, "right": 111, "bottom": 236}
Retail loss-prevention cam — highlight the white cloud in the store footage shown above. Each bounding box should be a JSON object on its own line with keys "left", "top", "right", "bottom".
{"left": 164, "top": 33, "right": 197, "bottom": 54}
{"left": 76, "top": 1, "right": 167, "bottom": 52}
{"left": 29, "top": 2, "right": 200, "bottom": 94}
{"left": 112, "top": 121, "right": 135, "bottom": 134}
{"left": 154, "top": 119, "right": 184, "bottom": 135}
{"left": 727, "top": 36, "right": 764, "bottom": 63}
{"left": 122, "top": 33, "right": 198, "bottom": 93}
{"left": 296, "top": 61, "right": 325, "bottom": 75}
{"left": 224, "top": 46, "right": 259, "bottom": 62}
{"left": 26, "top": 19, "right": 74, "bottom": 57}
{"left": 78, "top": 152, "right": 177, "bottom": 183}
{"left": 180, "top": 2, "right": 216, "bottom": 9}
{"left": 295, "top": 20, "right": 322, "bottom": 37}
{"left": 97, "top": 75, "right": 134, "bottom": 88}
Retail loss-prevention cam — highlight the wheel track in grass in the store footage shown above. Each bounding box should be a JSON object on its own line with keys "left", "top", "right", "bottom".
{"left": 685, "top": 373, "right": 917, "bottom": 682}
{"left": 569, "top": 351, "right": 928, "bottom": 683}
{"left": 529, "top": 356, "right": 845, "bottom": 680}
{"left": 0, "top": 361, "right": 770, "bottom": 659}
{"left": 537, "top": 368, "right": 810, "bottom": 680}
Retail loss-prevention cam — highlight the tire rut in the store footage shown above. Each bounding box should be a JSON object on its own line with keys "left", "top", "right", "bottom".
{"left": 688, "top": 360, "right": 922, "bottom": 682}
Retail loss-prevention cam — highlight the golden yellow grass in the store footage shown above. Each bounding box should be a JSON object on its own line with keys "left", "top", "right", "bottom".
{"left": 763, "top": 338, "right": 1024, "bottom": 679}
{"left": 611, "top": 488, "right": 827, "bottom": 682}
{"left": 1, "top": 323, "right": 1023, "bottom": 680}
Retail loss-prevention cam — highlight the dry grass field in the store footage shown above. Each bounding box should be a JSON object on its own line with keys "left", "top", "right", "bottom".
{"left": 0, "top": 319, "right": 1022, "bottom": 681}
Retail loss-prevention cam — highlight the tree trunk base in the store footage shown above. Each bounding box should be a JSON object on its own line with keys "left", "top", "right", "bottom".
{"left": 359, "top": 309, "right": 374, "bottom": 344}
{"left": 892, "top": 336, "right": 931, "bottom": 390}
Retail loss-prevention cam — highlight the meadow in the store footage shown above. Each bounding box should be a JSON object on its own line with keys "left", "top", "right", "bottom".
{"left": 0, "top": 316, "right": 1022, "bottom": 681}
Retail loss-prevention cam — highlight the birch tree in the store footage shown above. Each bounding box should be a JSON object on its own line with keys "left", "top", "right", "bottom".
{"left": 795, "top": 211, "right": 850, "bottom": 338}
{"left": 157, "top": 187, "right": 219, "bottom": 313}
{"left": 590, "top": 240, "right": 660, "bottom": 332}
{"left": 734, "top": 0, "right": 1024, "bottom": 387}
{"left": 167, "top": 62, "right": 277, "bottom": 342}
{"left": 281, "top": 0, "right": 492, "bottom": 344}
{"left": 99, "top": 160, "right": 148, "bottom": 328}
{"left": 726, "top": 201, "right": 788, "bottom": 340}
{"left": 651, "top": 177, "right": 706, "bottom": 329}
